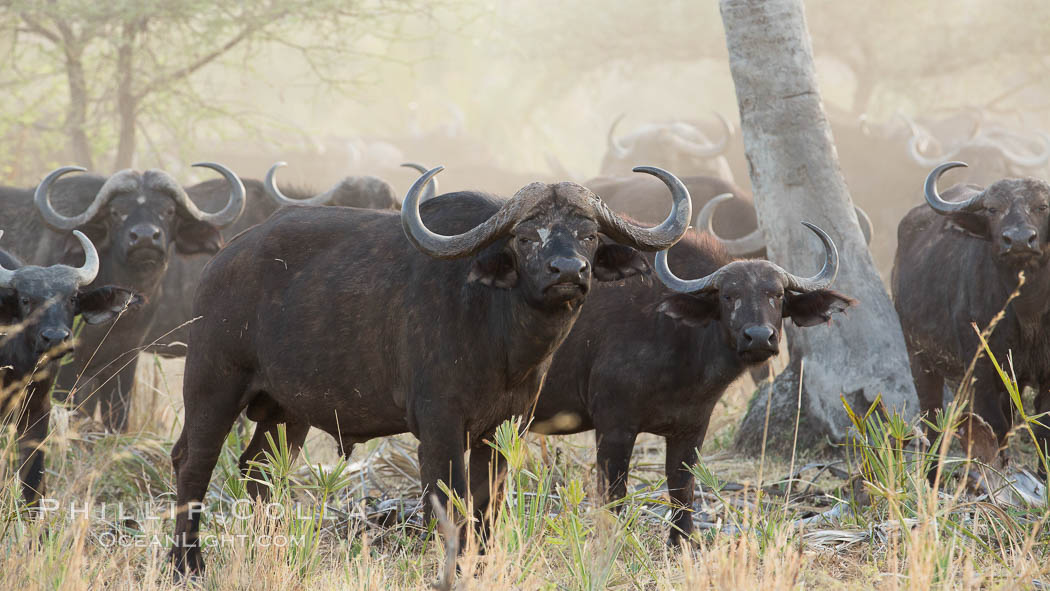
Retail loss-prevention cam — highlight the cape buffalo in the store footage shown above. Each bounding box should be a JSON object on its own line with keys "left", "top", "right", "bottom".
{"left": 0, "top": 163, "right": 245, "bottom": 431}
{"left": 0, "top": 231, "right": 142, "bottom": 504}
{"left": 893, "top": 162, "right": 1050, "bottom": 456}
{"left": 169, "top": 166, "right": 692, "bottom": 575}
{"left": 532, "top": 223, "right": 854, "bottom": 545}
{"left": 602, "top": 114, "right": 735, "bottom": 181}
{"left": 144, "top": 162, "right": 407, "bottom": 356}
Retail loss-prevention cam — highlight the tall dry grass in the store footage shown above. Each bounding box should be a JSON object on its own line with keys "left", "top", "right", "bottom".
{"left": 0, "top": 338, "right": 1049, "bottom": 590}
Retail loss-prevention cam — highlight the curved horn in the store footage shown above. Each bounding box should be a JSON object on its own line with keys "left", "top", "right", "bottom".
{"left": 655, "top": 222, "right": 837, "bottom": 294}
{"left": 653, "top": 247, "right": 731, "bottom": 294}
{"left": 265, "top": 162, "right": 339, "bottom": 206}
{"left": 34, "top": 166, "right": 100, "bottom": 230}
{"left": 0, "top": 230, "right": 12, "bottom": 288}
{"left": 1000, "top": 132, "right": 1050, "bottom": 168}
{"left": 592, "top": 166, "right": 692, "bottom": 251}
{"left": 401, "top": 166, "right": 523, "bottom": 259}
{"left": 401, "top": 162, "right": 439, "bottom": 202}
{"left": 779, "top": 222, "right": 839, "bottom": 292}
{"left": 671, "top": 112, "right": 732, "bottom": 158}
{"left": 695, "top": 193, "right": 767, "bottom": 256}
{"left": 66, "top": 230, "right": 99, "bottom": 286}
{"left": 924, "top": 161, "right": 980, "bottom": 214}
{"left": 606, "top": 113, "right": 628, "bottom": 158}
{"left": 172, "top": 162, "right": 246, "bottom": 226}
{"left": 855, "top": 206, "right": 873, "bottom": 244}
{"left": 900, "top": 113, "right": 960, "bottom": 168}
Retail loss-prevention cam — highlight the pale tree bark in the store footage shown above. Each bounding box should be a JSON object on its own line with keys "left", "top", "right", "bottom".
{"left": 719, "top": 0, "right": 918, "bottom": 453}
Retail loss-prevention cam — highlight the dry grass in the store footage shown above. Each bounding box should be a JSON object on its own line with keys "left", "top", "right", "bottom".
{"left": 1, "top": 353, "right": 1049, "bottom": 590}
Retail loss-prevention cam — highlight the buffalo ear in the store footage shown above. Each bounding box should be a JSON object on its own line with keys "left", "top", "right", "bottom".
{"left": 77, "top": 286, "right": 145, "bottom": 325}
{"left": 593, "top": 244, "right": 650, "bottom": 282}
{"left": 657, "top": 292, "right": 719, "bottom": 327}
{"left": 783, "top": 289, "right": 856, "bottom": 327}
{"left": 468, "top": 250, "right": 518, "bottom": 289}
{"left": 62, "top": 223, "right": 109, "bottom": 262}
{"left": 947, "top": 212, "right": 992, "bottom": 240}
{"left": 0, "top": 290, "right": 18, "bottom": 324}
{"left": 175, "top": 219, "right": 223, "bottom": 255}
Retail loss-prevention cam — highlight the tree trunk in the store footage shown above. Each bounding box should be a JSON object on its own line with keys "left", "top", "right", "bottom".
{"left": 113, "top": 19, "right": 143, "bottom": 170}
{"left": 719, "top": 0, "right": 917, "bottom": 455}
{"left": 61, "top": 37, "right": 93, "bottom": 169}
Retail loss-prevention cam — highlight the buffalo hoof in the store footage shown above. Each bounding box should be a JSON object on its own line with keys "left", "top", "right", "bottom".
{"left": 169, "top": 546, "right": 204, "bottom": 581}
{"left": 666, "top": 530, "right": 698, "bottom": 549}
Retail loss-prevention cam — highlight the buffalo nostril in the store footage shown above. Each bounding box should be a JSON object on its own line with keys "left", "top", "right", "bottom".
{"left": 152, "top": 230, "right": 161, "bottom": 241}
{"left": 129, "top": 231, "right": 139, "bottom": 241}
{"left": 41, "top": 328, "right": 71, "bottom": 345}
{"left": 549, "top": 257, "right": 587, "bottom": 277}
{"left": 742, "top": 326, "right": 776, "bottom": 350}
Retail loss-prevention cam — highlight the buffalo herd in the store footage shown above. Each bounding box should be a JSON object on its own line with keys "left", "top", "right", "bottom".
{"left": 0, "top": 111, "right": 1047, "bottom": 575}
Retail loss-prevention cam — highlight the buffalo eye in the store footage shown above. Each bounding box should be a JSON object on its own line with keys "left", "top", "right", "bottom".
{"left": 986, "top": 207, "right": 998, "bottom": 214}
{"left": 723, "top": 294, "right": 732, "bottom": 302}
{"left": 20, "top": 297, "right": 29, "bottom": 306}
{"left": 518, "top": 236, "right": 533, "bottom": 245}
{"left": 581, "top": 234, "right": 597, "bottom": 242}
{"left": 1038, "top": 204, "right": 1048, "bottom": 212}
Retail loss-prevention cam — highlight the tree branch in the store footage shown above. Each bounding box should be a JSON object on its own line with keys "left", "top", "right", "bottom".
{"left": 18, "top": 14, "right": 60, "bottom": 43}
{"left": 135, "top": 22, "right": 267, "bottom": 101}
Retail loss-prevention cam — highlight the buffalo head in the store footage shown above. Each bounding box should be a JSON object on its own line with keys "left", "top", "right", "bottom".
{"left": 654, "top": 223, "right": 855, "bottom": 362}
{"left": 34, "top": 163, "right": 246, "bottom": 277}
{"left": 0, "top": 231, "right": 142, "bottom": 360}
{"left": 925, "top": 162, "right": 1050, "bottom": 268}
{"left": 402, "top": 166, "right": 692, "bottom": 310}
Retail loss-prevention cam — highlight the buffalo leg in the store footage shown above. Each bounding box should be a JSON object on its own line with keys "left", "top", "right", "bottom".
{"left": 1032, "top": 387, "right": 1050, "bottom": 474}
{"left": 417, "top": 420, "right": 467, "bottom": 529}
{"left": 594, "top": 428, "right": 638, "bottom": 506}
{"left": 99, "top": 360, "right": 138, "bottom": 433}
{"left": 911, "top": 356, "right": 946, "bottom": 483}
{"left": 664, "top": 436, "right": 704, "bottom": 547}
{"left": 468, "top": 443, "right": 507, "bottom": 543}
{"left": 238, "top": 419, "right": 310, "bottom": 499}
{"left": 970, "top": 367, "right": 1011, "bottom": 446}
{"left": 73, "top": 359, "right": 138, "bottom": 433}
{"left": 17, "top": 385, "right": 52, "bottom": 505}
{"left": 169, "top": 372, "right": 247, "bottom": 577}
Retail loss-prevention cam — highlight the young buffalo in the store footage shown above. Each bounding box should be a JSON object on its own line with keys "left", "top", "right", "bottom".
{"left": 0, "top": 231, "right": 142, "bottom": 504}
{"left": 533, "top": 222, "right": 855, "bottom": 545}
{"left": 894, "top": 162, "right": 1050, "bottom": 457}
{"left": 169, "top": 165, "right": 692, "bottom": 575}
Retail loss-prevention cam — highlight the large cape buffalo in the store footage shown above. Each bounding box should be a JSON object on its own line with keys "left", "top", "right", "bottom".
{"left": 893, "top": 162, "right": 1050, "bottom": 456}
{"left": 0, "top": 163, "right": 245, "bottom": 431}
{"left": 144, "top": 162, "right": 406, "bottom": 356}
{"left": 533, "top": 223, "right": 854, "bottom": 545}
{"left": 0, "top": 231, "right": 142, "bottom": 503}
{"left": 169, "top": 166, "right": 692, "bottom": 575}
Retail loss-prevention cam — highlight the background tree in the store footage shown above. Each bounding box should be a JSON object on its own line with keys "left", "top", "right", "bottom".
{"left": 719, "top": 0, "right": 919, "bottom": 453}
{"left": 0, "top": 0, "right": 427, "bottom": 174}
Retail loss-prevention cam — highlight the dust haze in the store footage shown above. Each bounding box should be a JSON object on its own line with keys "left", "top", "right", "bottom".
{"left": 3, "top": 0, "right": 1050, "bottom": 274}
